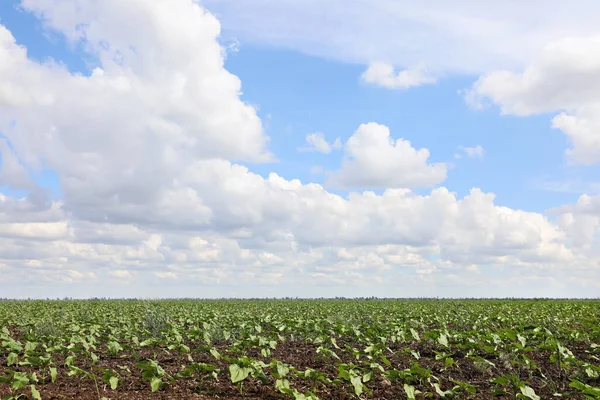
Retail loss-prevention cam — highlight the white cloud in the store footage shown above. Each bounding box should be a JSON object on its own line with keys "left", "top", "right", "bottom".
{"left": 532, "top": 176, "right": 600, "bottom": 195}
{"left": 0, "top": 221, "right": 70, "bottom": 240}
{"left": 326, "top": 122, "right": 447, "bottom": 189}
{"left": 465, "top": 264, "right": 481, "bottom": 274}
{"left": 361, "top": 62, "right": 435, "bottom": 89}
{"left": 552, "top": 106, "right": 600, "bottom": 165}
{"left": 299, "top": 132, "right": 342, "bottom": 154}
{"left": 0, "top": 0, "right": 599, "bottom": 298}
{"left": 0, "top": 194, "right": 64, "bottom": 224}
{"left": 66, "top": 270, "right": 86, "bottom": 280}
{"left": 467, "top": 36, "right": 600, "bottom": 115}
{"left": 455, "top": 145, "right": 485, "bottom": 159}
{"left": 0, "top": 139, "right": 33, "bottom": 191}
{"left": 467, "top": 36, "right": 600, "bottom": 165}
{"left": 550, "top": 194, "right": 600, "bottom": 248}
{"left": 0, "top": 0, "right": 272, "bottom": 225}
{"left": 200, "top": 0, "right": 600, "bottom": 74}
{"left": 108, "top": 270, "right": 132, "bottom": 279}
{"left": 0, "top": 157, "right": 589, "bottom": 297}
{"left": 155, "top": 271, "right": 178, "bottom": 279}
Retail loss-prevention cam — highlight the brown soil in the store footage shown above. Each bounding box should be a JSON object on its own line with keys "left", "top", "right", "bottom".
{"left": 1, "top": 338, "right": 595, "bottom": 399}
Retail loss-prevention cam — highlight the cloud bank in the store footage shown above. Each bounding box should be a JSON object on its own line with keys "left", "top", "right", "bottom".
{"left": 0, "top": 0, "right": 598, "bottom": 298}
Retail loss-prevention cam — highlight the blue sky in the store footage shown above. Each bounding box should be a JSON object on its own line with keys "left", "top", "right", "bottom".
{"left": 226, "top": 46, "right": 579, "bottom": 210}
{"left": 1, "top": 0, "right": 600, "bottom": 298}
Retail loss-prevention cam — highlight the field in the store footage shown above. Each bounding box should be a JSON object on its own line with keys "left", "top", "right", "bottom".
{"left": 1, "top": 299, "right": 599, "bottom": 399}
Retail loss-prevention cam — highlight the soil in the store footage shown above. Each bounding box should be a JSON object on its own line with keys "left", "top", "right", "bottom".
{"left": 1, "top": 338, "right": 596, "bottom": 399}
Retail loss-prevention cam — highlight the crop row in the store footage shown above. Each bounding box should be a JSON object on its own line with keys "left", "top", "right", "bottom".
{"left": 1, "top": 300, "right": 599, "bottom": 399}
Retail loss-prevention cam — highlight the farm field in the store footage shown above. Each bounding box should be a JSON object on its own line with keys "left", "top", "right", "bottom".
{"left": 1, "top": 299, "right": 599, "bottom": 399}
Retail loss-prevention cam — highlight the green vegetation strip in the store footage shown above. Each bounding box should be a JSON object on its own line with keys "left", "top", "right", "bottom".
{"left": 0, "top": 299, "right": 599, "bottom": 399}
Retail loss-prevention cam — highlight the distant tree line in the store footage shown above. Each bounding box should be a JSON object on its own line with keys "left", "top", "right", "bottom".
{"left": 0, "top": 297, "right": 598, "bottom": 301}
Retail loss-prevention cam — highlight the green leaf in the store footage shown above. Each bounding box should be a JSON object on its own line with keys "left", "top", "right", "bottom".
{"left": 275, "top": 378, "right": 291, "bottom": 392}
{"left": 350, "top": 375, "right": 363, "bottom": 396}
{"left": 434, "top": 383, "right": 450, "bottom": 397}
{"left": 109, "top": 376, "right": 119, "bottom": 390}
{"left": 30, "top": 385, "right": 42, "bottom": 400}
{"left": 276, "top": 363, "right": 289, "bottom": 378}
{"left": 492, "top": 376, "right": 509, "bottom": 385}
{"left": 67, "top": 366, "right": 84, "bottom": 377}
{"left": 570, "top": 380, "right": 600, "bottom": 396}
{"left": 210, "top": 348, "right": 221, "bottom": 360}
{"left": 25, "top": 342, "right": 37, "bottom": 353}
{"left": 438, "top": 333, "right": 449, "bottom": 347}
{"left": 150, "top": 376, "right": 162, "bottom": 392}
{"left": 293, "top": 393, "right": 310, "bottom": 400}
{"left": 107, "top": 341, "right": 123, "bottom": 355}
{"left": 49, "top": 367, "right": 57, "bottom": 383}
{"left": 519, "top": 385, "right": 540, "bottom": 400}
{"left": 381, "top": 355, "right": 392, "bottom": 366}
{"left": 12, "top": 372, "right": 30, "bottom": 390}
{"left": 410, "top": 328, "right": 420, "bottom": 341}
{"left": 331, "top": 337, "right": 340, "bottom": 349}
{"left": 404, "top": 384, "right": 417, "bottom": 400}
{"left": 229, "top": 364, "right": 251, "bottom": 383}
{"left": 7, "top": 352, "right": 18, "bottom": 366}
{"left": 64, "top": 355, "right": 75, "bottom": 367}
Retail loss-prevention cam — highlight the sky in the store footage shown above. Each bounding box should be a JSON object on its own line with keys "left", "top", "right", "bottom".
{"left": 0, "top": 0, "right": 599, "bottom": 299}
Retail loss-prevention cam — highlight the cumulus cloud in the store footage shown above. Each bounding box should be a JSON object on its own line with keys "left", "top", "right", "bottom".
{"left": 467, "top": 36, "right": 600, "bottom": 165}
{"left": 467, "top": 36, "right": 600, "bottom": 115}
{"left": 550, "top": 194, "right": 600, "bottom": 248}
{"left": 0, "top": 176, "right": 592, "bottom": 297}
{"left": 326, "top": 123, "right": 447, "bottom": 189}
{"left": 552, "top": 106, "right": 600, "bottom": 165}
{"left": 299, "top": 132, "right": 342, "bottom": 154}
{"left": 0, "top": 0, "right": 272, "bottom": 225}
{"left": 455, "top": 145, "right": 485, "bottom": 159}
{"left": 361, "top": 62, "right": 436, "bottom": 89}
